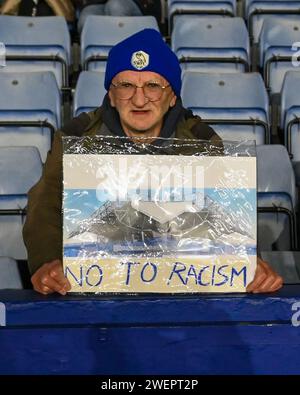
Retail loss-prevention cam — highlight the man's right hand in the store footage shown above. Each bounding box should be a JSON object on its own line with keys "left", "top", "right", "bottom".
{"left": 31, "top": 259, "right": 71, "bottom": 295}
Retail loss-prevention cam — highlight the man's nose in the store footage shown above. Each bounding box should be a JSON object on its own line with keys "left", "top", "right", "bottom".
{"left": 131, "top": 86, "right": 149, "bottom": 106}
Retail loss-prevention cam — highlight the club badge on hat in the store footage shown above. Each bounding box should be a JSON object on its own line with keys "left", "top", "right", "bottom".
{"left": 131, "top": 50, "right": 149, "bottom": 70}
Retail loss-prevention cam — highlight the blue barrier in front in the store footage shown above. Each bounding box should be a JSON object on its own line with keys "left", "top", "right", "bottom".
{"left": 0, "top": 286, "right": 300, "bottom": 374}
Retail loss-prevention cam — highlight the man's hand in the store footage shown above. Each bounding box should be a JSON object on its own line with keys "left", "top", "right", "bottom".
{"left": 246, "top": 257, "right": 283, "bottom": 293}
{"left": 31, "top": 259, "right": 71, "bottom": 295}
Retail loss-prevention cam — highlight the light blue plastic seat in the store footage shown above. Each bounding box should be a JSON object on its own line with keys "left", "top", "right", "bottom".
{"left": 0, "top": 146, "right": 43, "bottom": 260}
{"left": 0, "top": 71, "right": 61, "bottom": 162}
{"left": 244, "top": 0, "right": 300, "bottom": 43}
{"left": 73, "top": 71, "right": 106, "bottom": 117}
{"left": 0, "top": 257, "right": 23, "bottom": 289}
{"left": 181, "top": 72, "right": 270, "bottom": 144}
{"left": 280, "top": 71, "right": 300, "bottom": 183}
{"left": 168, "top": 0, "right": 236, "bottom": 32}
{"left": 172, "top": 16, "right": 250, "bottom": 73}
{"left": 257, "top": 145, "right": 297, "bottom": 250}
{"left": 0, "top": 15, "right": 71, "bottom": 90}
{"left": 259, "top": 17, "right": 300, "bottom": 96}
{"left": 81, "top": 15, "right": 159, "bottom": 71}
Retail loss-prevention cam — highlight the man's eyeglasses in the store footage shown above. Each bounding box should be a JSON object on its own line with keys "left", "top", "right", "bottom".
{"left": 111, "top": 81, "right": 171, "bottom": 101}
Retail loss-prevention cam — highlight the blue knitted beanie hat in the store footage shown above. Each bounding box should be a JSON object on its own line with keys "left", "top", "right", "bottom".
{"left": 104, "top": 28, "right": 181, "bottom": 96}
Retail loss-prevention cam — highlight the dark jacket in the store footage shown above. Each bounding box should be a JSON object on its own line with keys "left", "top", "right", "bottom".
{"left": 23, "top": 98, "right": 222, "bottom": 274}
{"left": 78, "top": 0, "right": 162, "bottom": 23}
{"left": 0, "top": 0, "right": 75, "bottom": 21}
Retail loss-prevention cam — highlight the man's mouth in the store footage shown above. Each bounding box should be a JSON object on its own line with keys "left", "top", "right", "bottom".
{"left": 131, "top": 110, "right": 150, "bottom": 115}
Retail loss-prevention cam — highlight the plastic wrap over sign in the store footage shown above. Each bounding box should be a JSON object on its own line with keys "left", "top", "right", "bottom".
{"left": 63, "top": 136, "right": 257, "bottom": 293}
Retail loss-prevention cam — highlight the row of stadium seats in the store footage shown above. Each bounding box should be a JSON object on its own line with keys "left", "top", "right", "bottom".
{"left": 168, "top": 0, "right": 300, "bottom": 42}
{"left": 173, "top": 15, "right": 300, "bottom": 97}
{"left": 1, "top": 13, "right": 300, "bottom": 100}
{"left": 2, "top": 0, "right": 300, "bottom": 44}
{"left": 1, "top": 69, "right": 300, "bottom": 165}
{"left": 3, "top": 0, "right": 299, "bottom": 42}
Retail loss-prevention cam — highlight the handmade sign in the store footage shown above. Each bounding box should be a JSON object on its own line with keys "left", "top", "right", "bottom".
{"left": 63, "top": 137, "right": 256, "bottom": 293}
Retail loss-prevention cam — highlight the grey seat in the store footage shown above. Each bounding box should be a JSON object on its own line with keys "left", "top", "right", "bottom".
{"left": 280, "top": 71, "right": 300, "bottom": 185}
{"left": 172, "top": 16, "right": 250, "bottom": 74}
{"left": 181, "top": 72, "right": 270, "bottom": 145}
{"left": 0, "top": 15, "right": 71, "bottom": 90}
{"left": 168, "top": 0, "right": 236, "bottom": 33}
{"left": 261, "top": 251, "right": 300, "bottom": 283}
{"left": 0, "top": 146, "right": 43, "bottom": 260}
{"left": 81, "top": 15, "right": 159, "bottom": 71}
{"left": 259, "top": 17, "right": 300, "bottom": 96}
{"left": 73, "top": 71, "right": 106, "bottom": 117}
{"left": 257, "top": 145, "right": 297, "bottom": 250}
{"left": 0, "top": 257, "right": 23, "bottom": 289}
{"left": 0, "top": 71, "right": 61, "bottom": 162}
{"left": 244, "top": 0, "right": 300, "bottom": 43}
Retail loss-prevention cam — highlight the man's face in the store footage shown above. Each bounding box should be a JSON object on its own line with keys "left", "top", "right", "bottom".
{"left": 108, "top": 70, "right": 177, "bottom": 140}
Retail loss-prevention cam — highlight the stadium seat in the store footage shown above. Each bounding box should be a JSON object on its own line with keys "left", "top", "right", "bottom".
{"left": 261, "top": 251, "right": 300, "bottom": 283}
{"left": 181, "top": 72, "right": 270, "bottom": 144}
{"left": 280, "top": 71, "right": 300, "bottom": 181}
{"left": 0, "top": 257, "right": 23, "bottom": 289}
{"left": 244, "top": 0, "right": 300, "bottom": 43}
{"left": 259, "top": 17, "right": 300, "bottom": 96}
{"left": 0, "top": 146, "right": 43, "bottom": 261}
{"left": 81, "top": 15, "right": 159, "bottom": 71}
{"left": 0, "top": 71, "right": 61, "bottom": 162}
{"left": 172, "top": 16, "right": 250, "bottom": 73}
{"left": 0, "top": 15, "right": 71, "bottom": 90}
{"left": 257, "top": 145, "right": 297, "bottom": 250}
{"left": 73, "top": 71, "right": 106, "bottom": 117}
{"left": 168, "top": 0, "right": 236, "bottom": 33}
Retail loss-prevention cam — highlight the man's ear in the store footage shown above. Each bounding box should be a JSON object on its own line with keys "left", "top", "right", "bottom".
{"left": 170, "top": 93, "right": 177, "bottom": 108}
{"left": 108, "top": 89, "right": 116, "bottom": 107}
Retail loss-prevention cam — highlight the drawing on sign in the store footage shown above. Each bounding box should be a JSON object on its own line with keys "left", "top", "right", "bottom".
{"left": 62, "top": 138, "right": 257, "bottom": 293}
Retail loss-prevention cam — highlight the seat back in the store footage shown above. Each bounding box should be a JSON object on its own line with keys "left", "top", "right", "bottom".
{"left": 0, "top": 257, "right": 23, "bottom": 289}
{"left": 172, "top": 16, "right": 250, "bottom": 73}
{"left": 0, "top": 15, "right": 71, "bottom": 88}
{"left": 0, "top": 71, "right": 61, "bottom": 162}
{"left": 257, "top": 144, "right": 297, "bottom": 250}
{"left": 280, "top": 71, "right": 300, "bottom": 162}
{"left": 181, "top": 71, "right": 270, "bottom": 144}
{"left": 245, "top": 0, "right": 300, "bottom": 43}
{"left": 0, "top": 146, "right": 43, "bottom": 260}
{"left": 259, "top": 17, "right": 300, "bottom": 95}
{"left": 168, "top": 0, "right": 236, "bottom": 32}
{"left": 260, "top": 251, "right": 300, "bottom": 283}
{"left": 81, "top": 15, "right": 159, "bottom": 71}
{"left": 73, "top": 71, "right": 106, "bottom": 117}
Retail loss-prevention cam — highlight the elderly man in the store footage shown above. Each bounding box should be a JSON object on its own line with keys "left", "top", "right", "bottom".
{"left": 23, "top": 28, "right": 283, "bottom": 295}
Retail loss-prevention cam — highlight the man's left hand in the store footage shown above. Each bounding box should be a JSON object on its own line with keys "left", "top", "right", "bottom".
{"left": 246, "top": 257, "right": 283, "bottom": 293}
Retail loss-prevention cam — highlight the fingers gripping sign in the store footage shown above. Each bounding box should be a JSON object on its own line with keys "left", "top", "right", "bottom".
{"left": 246, "top": 257, "right": 283, "bottom": 293}
{"left": 31, "top": 259, "right": 71, "bottom": 295}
